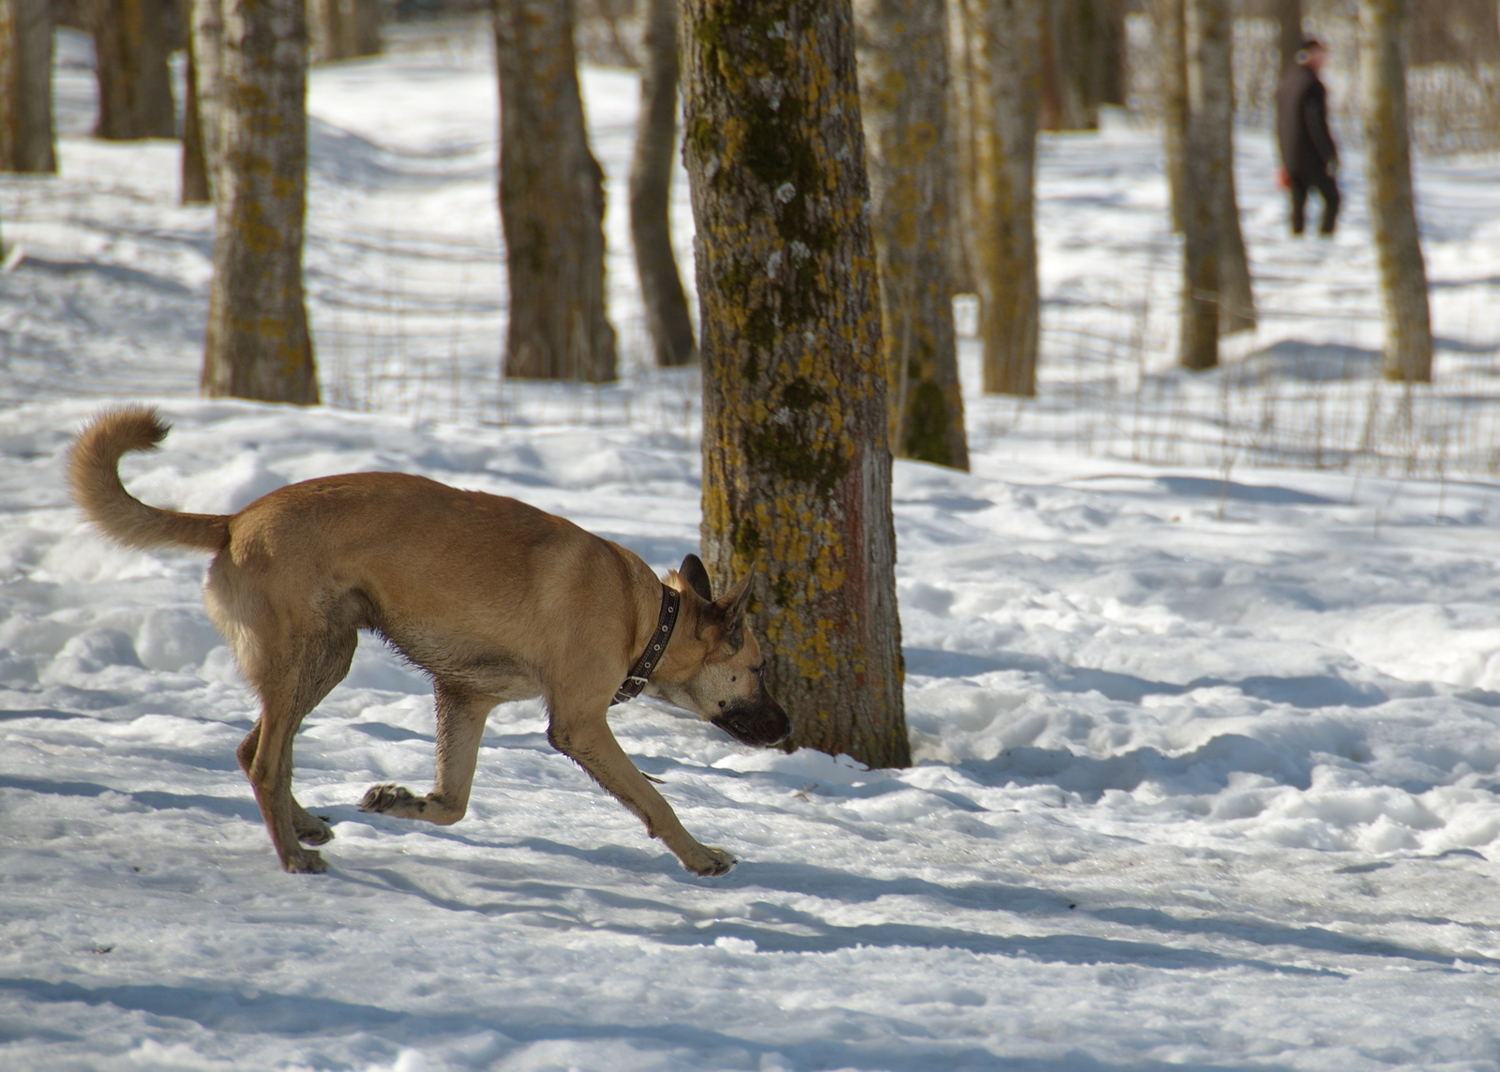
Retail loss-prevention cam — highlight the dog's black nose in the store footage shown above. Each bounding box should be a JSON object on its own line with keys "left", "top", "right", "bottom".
{"left": 712, "top": 698, "right": 791, "bottom": 747}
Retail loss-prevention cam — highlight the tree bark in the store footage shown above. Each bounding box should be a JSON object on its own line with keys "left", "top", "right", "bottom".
{"left": 86, "top": 0, "right": 177, "bottom": 140}
{"left": 309, "top": 0, "right": 382, "bottom": 63}
{"left": 1153, "top": 0, "right": 1187, "bottom": 232}
{"left": 1200, "top": 0, "right": 1254, "bottom": 336}
{"left": 945, "top": 0, "right": 977, "bottom": 293}
{"left": 181, "top": 0, "right": 211, "bottom": 204}
{"left": 960, "top": 0, "right": 1043, "bottom": 397}
{"left": 855, "top": 0, "right": 968, "bottom": 470}
{"left": 494, "top": 0, "right": 618, "bottom": 382}
{"left": 1359, "top": 0, "right": 1433, "bottom": 382}
{"left": 1175, "top": 0, "right": 1255, "bottom": 368}
{"left": 1099, "top": 0, "right": 1127, "bottom": 108}
{"left": 1178, "top": 0, "right": 1223, "bottom": 370}
{"left": 682, "top": 0, "right": 910, "bottom": 769}
{"left": 1041, "top": 0, "right": 1123, "bottom": 131}
{"left": 194, "top": 0, "right": 320, "bottom": 404}
{"left": 1276, "top": 0, "right": 1303, "bottom": 73}
{"left": 0, "top": 0, "right": 57, "bottom": 173}
{"left": 629, "top": 0, "right": 696, "bottom": 367}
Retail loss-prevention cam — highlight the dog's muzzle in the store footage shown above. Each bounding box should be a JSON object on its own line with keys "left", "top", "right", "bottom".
{"left": 711, "top": 695, "right": 791, "bottom": 748}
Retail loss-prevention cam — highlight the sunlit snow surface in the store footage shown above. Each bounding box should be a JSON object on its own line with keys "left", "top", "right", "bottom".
{"left": 4, "top": 21, "right": 1500, "bottom": 1072}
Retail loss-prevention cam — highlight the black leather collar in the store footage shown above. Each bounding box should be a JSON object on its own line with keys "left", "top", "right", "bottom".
{"left": 611, "top": 585, "right": 681, "bottom": 705}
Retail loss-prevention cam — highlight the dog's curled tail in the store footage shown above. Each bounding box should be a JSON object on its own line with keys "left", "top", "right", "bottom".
{"left": 69, "top": 406, "right": 229, "bottom": 553}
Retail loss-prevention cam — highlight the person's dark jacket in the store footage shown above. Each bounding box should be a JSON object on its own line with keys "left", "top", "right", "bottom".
{"left": 1275, "top": 64, "right": 1338, "bottom": 179}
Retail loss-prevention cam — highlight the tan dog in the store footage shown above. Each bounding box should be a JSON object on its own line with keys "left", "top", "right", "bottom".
{"left": 69, "top": 407, "right": 789, "bottom": 876}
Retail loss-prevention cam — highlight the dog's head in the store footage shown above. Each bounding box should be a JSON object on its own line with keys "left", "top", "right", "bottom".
{"left": 651, "top": 554, "right": 791, "bottom": 748}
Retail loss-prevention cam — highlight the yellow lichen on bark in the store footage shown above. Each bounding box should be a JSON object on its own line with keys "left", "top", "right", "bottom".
{"left": 684, "top": 0, "right": 906, "bottom": 765}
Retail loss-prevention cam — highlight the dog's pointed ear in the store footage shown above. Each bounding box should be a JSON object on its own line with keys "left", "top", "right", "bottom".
{"left": 679, "top": 553, "right": 715, "bottom": 602}
{"left": 713, "top": 571, "right": 755, "bottom": 653}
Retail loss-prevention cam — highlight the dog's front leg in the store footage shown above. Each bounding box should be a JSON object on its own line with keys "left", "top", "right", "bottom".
{"left": 360, "top": 683, "right": 496, "bottom": 825}
{"left": 548, "top": 708, "right": 736, "bottom": 877}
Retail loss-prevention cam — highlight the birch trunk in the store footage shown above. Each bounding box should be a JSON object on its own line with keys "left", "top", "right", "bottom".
{"left": 0, "top": 0, "right": 57, "bottom": 173}
{"left": 855, "top": 0, "right": 969, "bottom": 470}
{"left": 629, "top": 0, "right": 696, "bottom": 367}
{"left": 682, "top": 0, "right": 909, "bottom": 768}
{"left": 961, "top": 0, "right": 1043, "bottom": 397}
{"left": 1359, "top": 0, "right": 1433, "bottom": 382}
{"left": 195, "top": 0, "right": 320, "bottom": 404}
{"left": 87, "top": 0, "right": 177, "bottom": 140}
{"left": 494, "top": 0, "right": 618, "bottom": 382}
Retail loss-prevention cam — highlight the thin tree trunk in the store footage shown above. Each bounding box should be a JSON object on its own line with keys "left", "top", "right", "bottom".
{"left": 1179, "top": 0, "right": 1223, "bottom": 370}
{"left": 1099, "top": 0, "right": 1127, "bottom": 107}
{"left": 855, "top": 0, "right": 968, "bottom": 470}
{"left": 946, "top": 0, "right": 978, "bottom": 294}
{"left": 1206, "top": 0, "right": 1254, "bottom": 335}
{"left": 0, "top": 0, "right": 57, "bottom": 173}
{"left": 1359, "top": 0, "right": 1433, "bottom": 382}
{"left": 87, "top": 0, "right": 177, "bottom": 140}
{"left": 1277, "top": 0, "right": 1304, "bottom": 73}
{"left": 1050, "top": 0, "right": 1127, "bottom": 120}
{"left": 181, "top": 0, "right": 211, "bottom": 204}
{"left": 1154, "top": 0, "right": 1187, "bottom": 232}
{"left": 195, "top": 0, "right": 320, "bottom": 404}
{"left": 1217, "top": 177, "right": 1256, "bottom": 335}
{"left": 682, "top": 0, "right": 909, "bottom": 769}
{"left": 494, "top": 0, "right": 617, "bottom": 382}
{"left": 962, "top": 0, "right": 1043, "bottom": 397}
{"left": 629, "top": 0, "right": 696, "bottom": 367}
{"left": 309, "top": 0, "right": 382, "bottom": 63}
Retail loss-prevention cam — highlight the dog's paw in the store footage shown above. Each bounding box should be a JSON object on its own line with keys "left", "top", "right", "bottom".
{"left": 295, "top": 813, "right": 335, "bottom": 845}
{"left": 685, "top": 845, "right": 737, "bottom": 878}
{"left": 283, "top": 848, "right": 327, "bottom": 874}
{"left": 359, "top": 783, "right": 418, "bottom": 815}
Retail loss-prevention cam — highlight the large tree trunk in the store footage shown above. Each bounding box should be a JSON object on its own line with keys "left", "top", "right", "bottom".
{"left": 682, "top": 0, "right": 910, "bottom": 769}
{"left": 855, "top": 0, "right": 969, "bottom": 470}
{"left": 629, "top": 0, "right": 696, "bottom": 367}
{"left": 960, "top": 0, "right": 1043, "bottom": 397}
{"left": 194, "top": 0, "right": 320, "bottom": 404}
{"left": 87, "top": 0, "right": 177, "bottom": 140}
{"left": 0, "top": 0, "right": 57, "bottom": 173}
{"left": 181, "top": 0, "right": 211, "bottom": 204}
{"left": 495, "top": 0, "right": 617, "bottom": 382}
{"left": 1359, "top": 0, "right": 1433, "bottom": 382}
{"left": 309, "top": 0, "right": 382, "bottom": 63}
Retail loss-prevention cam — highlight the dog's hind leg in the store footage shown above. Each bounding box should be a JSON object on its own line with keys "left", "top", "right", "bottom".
{"left": 548, "top": 706, "right": 737, "bottom": 877}
{"left": 236, "top": 722, "right": 334, "bottom": 846}
{"left": 359, "top": 681, "right": 495, "bottom": 826}
{"left": 236, "top": 628, "right": 358, "bottom": 874}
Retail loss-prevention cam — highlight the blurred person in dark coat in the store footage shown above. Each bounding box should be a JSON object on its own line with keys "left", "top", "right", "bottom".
{"left": 1276, "top": 38, "right": 1340, "bottom": 236}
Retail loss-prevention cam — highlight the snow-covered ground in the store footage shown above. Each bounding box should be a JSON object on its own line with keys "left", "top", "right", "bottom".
{"left": 4, "top": 19, "right": 1500, "bottom": 1072}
